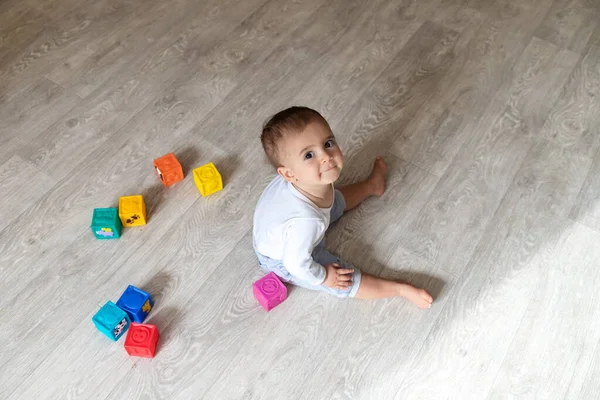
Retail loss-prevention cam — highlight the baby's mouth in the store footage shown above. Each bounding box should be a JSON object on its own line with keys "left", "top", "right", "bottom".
{"left": 322, "top": 165, "right": 337, "bottom": 173}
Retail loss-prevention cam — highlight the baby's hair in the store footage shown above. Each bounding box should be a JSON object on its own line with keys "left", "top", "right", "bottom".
{"left": 261, "top": 106, "right": 330, "bottom": 167}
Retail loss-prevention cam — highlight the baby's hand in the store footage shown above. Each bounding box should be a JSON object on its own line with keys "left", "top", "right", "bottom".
{"left": 323, "top": 263, "right": 354, "bottom": 290}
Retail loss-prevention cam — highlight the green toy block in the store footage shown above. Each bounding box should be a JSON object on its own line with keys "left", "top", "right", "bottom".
{"left": 91, "top": 208, "right": 122, "bottom": 239}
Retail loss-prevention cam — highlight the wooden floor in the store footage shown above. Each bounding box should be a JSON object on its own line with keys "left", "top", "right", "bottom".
{"left": 1, "top": 0, "right": 599, "bottom": 398}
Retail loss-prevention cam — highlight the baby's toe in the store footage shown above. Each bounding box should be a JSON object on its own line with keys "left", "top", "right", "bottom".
{"left": 420, "top": 290, "right": 433, "bottom": 303}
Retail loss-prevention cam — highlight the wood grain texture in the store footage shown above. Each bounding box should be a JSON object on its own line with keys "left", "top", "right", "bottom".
{"left": 293, "top": 0, "right": 440, "bottom": 121}
{"left": 43, "top": 0, "right": 280, "bottom": 98}
{"left": 539, "top": 30, "right": 600, "bottom": 151}
{"left": 394, "top": 137, "right": 592, "bottom": 399}
{"left": 0, "top": 78, "right": 80, "bottom": 144}
{"left": 333, "top": 19, "right": 462, "bottom": 169}
{"left": 391, "top": 6, "right": 536, "bottom": 176}
{"left": 570, "top": 150, "right": 600, "bottom": 232}
{"left": 576, "top": 339, "right": 600, "bottom": 399}
{"left": 398, "top": 37, "right": 578, "bottom": 276}
{"left": 0, "top": 96, "right": 235, "bottom": 390}
{"left": 0, "top": 156, "right": 57, "bottom": 232}
{"left": 488, "top": 222, "right": 600, "bottom": 399}
{"left": 198, "top": 0, "right": 403, "bottom": 165}
{"left": 104, "top": 233, "right": 340, "bottom": 400}
{"left": 0, "top": 1, "right": 47, "bottom": 50}
{"left": 18, "top": 0, "right": 323, "bottom": 182}
{"left": 329, "top": 157, "right": 442, "bottom": 277}
{"left": 293, "top": 250, "right": 454, "bottom": 400}
{"left": 25, "top": 0, "right": 97, "bottom": 20}
{"left": 0, "top": 0, "right": 329, "bottom": 305}
{"left": 14, "top": 234, "right": 265, "bottom": 400}
{"left": 534, "top": 0, "right": 600, "bottom": 54}
{"left": 0, "top": 0, "right": 140, "bottom": 97}
{"left": 1, "top": 0, "right": 600, "bottom": 398}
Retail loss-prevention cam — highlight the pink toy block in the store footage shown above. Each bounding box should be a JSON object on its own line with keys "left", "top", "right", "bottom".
{"left": 253, "top": 272, "right": 287, "bottom": 311}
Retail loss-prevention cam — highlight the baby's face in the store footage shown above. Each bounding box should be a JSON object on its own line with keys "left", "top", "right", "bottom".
{"left": 277, "top": 121, "right": 344, "bottom": 187}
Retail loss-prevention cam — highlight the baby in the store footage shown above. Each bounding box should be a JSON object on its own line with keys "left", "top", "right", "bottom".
{"left": 252, "top": 106, "right": 433, "bottom": 308}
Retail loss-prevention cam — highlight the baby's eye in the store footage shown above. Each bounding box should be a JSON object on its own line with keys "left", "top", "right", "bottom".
{"left": 304, "top": 151, "right": 314, "bottom": 160}
{"left": 325, "top": 139, "right": 335, "bottom": 148}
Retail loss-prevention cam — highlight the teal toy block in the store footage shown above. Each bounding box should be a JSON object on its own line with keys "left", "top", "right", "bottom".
{"left": 92, "top": 301, "right": 131, "bottom": 341}
{"left": 91, "top": 208, "right": 122, "bottom": 239}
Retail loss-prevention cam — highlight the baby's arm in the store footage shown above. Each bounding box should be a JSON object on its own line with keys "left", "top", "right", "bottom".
{"left": 282, "top": 220, "right": 327, "bottom": 284}
{"left": 282, "top": 220, "right": 354, "bottom": 289}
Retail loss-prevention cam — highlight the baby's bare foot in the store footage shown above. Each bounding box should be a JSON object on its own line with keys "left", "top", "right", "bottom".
{"left": 399, "top": 284, "right": 433, "bottom": 309}
{"left": 368, "top": 156, "right": 388, "bottom": 196}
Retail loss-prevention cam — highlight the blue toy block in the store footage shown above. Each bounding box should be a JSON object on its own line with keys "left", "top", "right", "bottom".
{"left": 91, "top": 208, "right": 122, "bottom": 239}
{"left": 92, "top": 301, "right": 131, "bottom": 341}
{"left": 116, "top": 285, "right": 154, "bottom": 323}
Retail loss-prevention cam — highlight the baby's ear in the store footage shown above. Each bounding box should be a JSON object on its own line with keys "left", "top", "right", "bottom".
{"left": 277, "top": 166, "right": 295, "bottom": 182}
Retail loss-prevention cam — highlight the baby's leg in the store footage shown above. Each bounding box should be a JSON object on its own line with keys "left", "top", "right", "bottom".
{"left": 355, "top": 273, "right": 433, "bottom": 309}
{"left": 312, "top": 246, "right": 432, "bottom": 308}
{"left": 339, "top": 157, "right": 388, "bottom": 211}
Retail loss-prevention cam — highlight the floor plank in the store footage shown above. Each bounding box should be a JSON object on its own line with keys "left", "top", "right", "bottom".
{"left": 0, "top": 156, "right": 57, "bottom": 232}
{"left": 17, "top": 0, "right": 324, "bottom": 182}
{"left": 43, "top": 0, "right": 277, "bottom": 98}
{"left": 13, "top": 234, "right": 262, "bottom": 400}
{"left": 0, "top": 0, "right": 140, "bottom": 97}
{"left": 539, "top": 29, "right": 600, "bottom": 152}
{"left": 398, "top": 36, "right": 578, "bottom": 276}
{"left": 570, "top": 150, "right": 600, "bottom": 232}
{"left": 574, "top": 338, "right": 600, "bottom": 399}
{"left": 534, "top": 0, "right": 600, "bottom": 54}
{"left": 333, "top": 19, "right": 462, "bottom": 168}
{"left": 291, "top": 250, "right": 454, "bottom": 400}
{"left": 488, "top": 222, "right": 600, "bottom": 399}
{"left": 393, "top": 138, "right": 592, "bottom": 399}
{"left": 0, "top": 1, "right": 47, "bottom": 50}
{"left": 293, "top": 0, "right": 441, "bottom": 122}
{"left": 0, "top": 78, "right": 80, "bottom": 145}
{"left": 198, "top": 0, "right": 412, "bottom": 166}
{"left": 391, "top": 9, "right": 528, "bottom": 176}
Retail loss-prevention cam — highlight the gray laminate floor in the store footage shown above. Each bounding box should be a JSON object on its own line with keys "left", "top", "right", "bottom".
{"left": 1, "top": 0, "right": 599, "bottom": 399}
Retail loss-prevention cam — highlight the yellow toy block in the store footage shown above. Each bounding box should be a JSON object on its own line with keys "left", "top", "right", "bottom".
{"left": 119, "top": 195, "right": 147, "bottom": 227}
{"left": 193, "top": 162, "right": 223, "bottom": 196}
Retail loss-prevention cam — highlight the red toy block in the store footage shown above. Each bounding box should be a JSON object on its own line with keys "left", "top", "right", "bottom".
{"left": 253, "top": 272, "right": 287, "bottom": 311}
{"left": 124, "top": 323, "right": 159, "bottom": 358}
{"left": 153, "top": 153, "right": 184, "bottom": 187}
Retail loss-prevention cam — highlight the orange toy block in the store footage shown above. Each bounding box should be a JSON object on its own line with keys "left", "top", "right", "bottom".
{"left": 153, "top": 153, "right": 183, "bottom": 187}
{"left": 119, "top": 195, "right": 147, "bottom": 227}
{"left": 193, "top": 162, "right": 223, "bottom": 196}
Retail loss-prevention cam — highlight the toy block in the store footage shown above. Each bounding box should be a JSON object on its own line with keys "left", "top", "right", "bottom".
{"left": 91, "top": 208, "right": 122, "bottom": 239}
{"left": 92, "top": 301, "right": 131, "bottom": 341}
{"left": 253, "top": 272, "right": 287, "bottom": 311}
{"left": 193, "top": 162, "right": 223, "bottom": 196}
{"left": 118, "top": 195, "right": 147, "bottom": 227}
{"left": 116, "top": 285, "right": 154, "bottom": 323}
{"left": 153, "top": 153, "right": 184, "bottom": 187}
{"left": 124, "top": 323, "right": 159, "bottom": 358}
